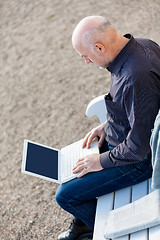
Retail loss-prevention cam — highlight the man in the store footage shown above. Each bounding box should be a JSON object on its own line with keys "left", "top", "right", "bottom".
{"left": 55, "top": 16, "right": 160, "bottom": 240}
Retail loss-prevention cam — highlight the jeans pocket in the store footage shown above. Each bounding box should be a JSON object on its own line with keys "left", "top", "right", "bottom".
{"left": 116, "top": 162, "right": 151, "bottom": 183}
{"left": 116, "top": 164, "right": 136, "bottom": 175}
{"left": 132, "top": 163, "right": 152, "bottom": 184}
{"left": 131, "top": 157, "right": 152, "bottom": 174}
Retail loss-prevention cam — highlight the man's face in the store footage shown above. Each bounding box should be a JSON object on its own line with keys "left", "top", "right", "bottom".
{"left": 75, "top": 44, "right": 109, "bottom": 69}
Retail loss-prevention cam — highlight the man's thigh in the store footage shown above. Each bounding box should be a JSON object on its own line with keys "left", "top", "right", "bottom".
{"left": 58, "top": 157, "right": 152, "bottom": 202}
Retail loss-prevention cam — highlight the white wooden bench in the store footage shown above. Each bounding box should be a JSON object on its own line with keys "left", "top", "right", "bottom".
{"left": 86, "top": 95, "right": 160, "bottom": 240}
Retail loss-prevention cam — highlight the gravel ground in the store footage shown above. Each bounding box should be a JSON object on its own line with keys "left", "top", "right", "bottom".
{"left": 0, "top": 0, "right": 160, "bottom": 239}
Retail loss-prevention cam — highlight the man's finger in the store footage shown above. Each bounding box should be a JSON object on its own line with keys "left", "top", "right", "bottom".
{"left": 98, "top": 134, "right": 105, "bottom": 148}
{"left": 87, "top": 132, "right": 96, "bottom": 149}
{"left": 82, "top": 132, "right": 91, "bottom": 148}
{"left": 73, "top": 158, "right": 85, "bottom": 171}
{"left": 77, "top": 168, "right": 88, "bottom": 178}
{"left": 73, "top": 165, "right": 85, "bottom": 174}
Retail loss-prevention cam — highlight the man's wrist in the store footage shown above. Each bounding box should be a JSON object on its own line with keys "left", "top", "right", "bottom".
{"left": 100, "top": 151, "right": 114, "bottom": 169}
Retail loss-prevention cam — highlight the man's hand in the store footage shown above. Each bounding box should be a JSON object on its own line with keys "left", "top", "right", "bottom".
{"left": 73, "top": 153, "right": 103, "bottom": 178}
{"left": 82, "top": 122, "right": 107, "bottom": 149}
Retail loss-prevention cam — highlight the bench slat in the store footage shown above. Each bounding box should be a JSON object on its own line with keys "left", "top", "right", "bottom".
{"left": 130, "top": 230, "right": 148, "bottom": 240}
{"left": 149, "top": 225, "right": 160, "bottom": 240}
{"left": 148, "top": 178, "right": 160, "bottom": 240}
{"left": 131, "top": 181, "right": 148, "bottom": 201}
{"left": 114, "top": 187, "right": 131, "bottom": 209}
{"left": 113, "top": 187, "right": 131, "bottom": 240}
{"left": 93, "top": 193, "right": 114, "bottom": 240}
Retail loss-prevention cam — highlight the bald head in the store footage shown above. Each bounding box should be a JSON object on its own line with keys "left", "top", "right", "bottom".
{"left": 72, "top": 16, "right": 115, "bottom": 50}
{"left": 72, "top": 16, "right": 129, "bottom": 69}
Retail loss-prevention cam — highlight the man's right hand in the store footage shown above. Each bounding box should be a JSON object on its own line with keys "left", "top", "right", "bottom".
{"left": 82, "top": 122, "right": 107, "bottom": 149}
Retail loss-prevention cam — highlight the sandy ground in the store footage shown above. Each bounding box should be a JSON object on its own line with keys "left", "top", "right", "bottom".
{"left": 0, "top": 0, "right": 160, "bottom": 239}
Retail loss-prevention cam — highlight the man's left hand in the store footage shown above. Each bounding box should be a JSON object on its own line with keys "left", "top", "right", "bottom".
{"left": 72, "top": 153, "right": 103, "bottom": 178}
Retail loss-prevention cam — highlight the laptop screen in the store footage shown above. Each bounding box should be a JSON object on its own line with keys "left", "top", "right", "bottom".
{"left": 25, "top": 142, "right": 58, "bottom": 180}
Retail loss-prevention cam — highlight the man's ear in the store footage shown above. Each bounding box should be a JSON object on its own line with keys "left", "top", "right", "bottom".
{"left": 94, "top": 42, "right": 106, "bottom": 55}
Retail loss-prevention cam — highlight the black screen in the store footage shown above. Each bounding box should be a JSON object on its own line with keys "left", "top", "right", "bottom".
{"left": 25, "top": 142, "right": 58, "bottom": 180}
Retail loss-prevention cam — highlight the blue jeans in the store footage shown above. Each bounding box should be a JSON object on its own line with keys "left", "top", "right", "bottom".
{"left": 55, "top": 142, "right": 152, "bottom": 230}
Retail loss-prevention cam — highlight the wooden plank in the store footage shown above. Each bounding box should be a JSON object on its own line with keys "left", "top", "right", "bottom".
{"left": 131, "top": 180, "right": 148, "bottom": 201}
{"left": 149, "top": 178, "right": 154, "bottom": 193}
{"left": 149, "top": 225, "right": 160, "bottom": 240}
{"left": 148, "top": 178, "right": 160, "bottom": 240}
{"left": 114, "top": 187, "right": 131, "bottom": 208}
{"left": 130, "top": 181, "right": 148, "bottom": 240}
{"left": 93, "top": 193, "right": 114, "bottom": 240}
{"left": 112, "top": 187, "right": 131, "bottom": 240}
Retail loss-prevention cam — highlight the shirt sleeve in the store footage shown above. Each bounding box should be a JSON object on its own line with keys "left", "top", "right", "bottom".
{"left": 100, "top": 74, "right": 159, "bottom": 169}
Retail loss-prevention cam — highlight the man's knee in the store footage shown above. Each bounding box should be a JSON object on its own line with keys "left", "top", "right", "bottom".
{"left": 55, "top": 185, "right": 66, "bottom": 206}
{"left": 55, "top": 184, "right": 73, "bottom": 208}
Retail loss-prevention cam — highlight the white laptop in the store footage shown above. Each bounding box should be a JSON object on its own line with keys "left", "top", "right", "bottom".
{"left": 22, "top": 139, "right": 99, "bottom": 184}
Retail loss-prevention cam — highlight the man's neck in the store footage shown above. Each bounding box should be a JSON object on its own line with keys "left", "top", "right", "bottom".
{"left": 110, "top": 35, "right": 129, "bottom": 62}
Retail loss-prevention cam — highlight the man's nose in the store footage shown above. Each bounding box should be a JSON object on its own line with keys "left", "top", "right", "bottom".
{"left": 83, "top": 57, "right": 92, "bottom": 64}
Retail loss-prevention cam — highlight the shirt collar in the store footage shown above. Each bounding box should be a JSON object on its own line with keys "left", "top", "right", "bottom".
{"left": 107, "top": 34, "right": 137, "bottom": 75}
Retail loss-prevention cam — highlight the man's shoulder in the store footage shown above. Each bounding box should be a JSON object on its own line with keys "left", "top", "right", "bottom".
{"left": 124, "top": 37, "right": 160, "bottom": 76}
{"left": 135, "top": 37, "right": 159, "bottom": 49}
{"left": 135, "top": 37, "right": 160, "bottom": 61}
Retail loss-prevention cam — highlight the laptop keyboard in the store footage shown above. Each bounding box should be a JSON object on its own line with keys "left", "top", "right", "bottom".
{"left": 61, "top": 139, "right": 99, "bottom": 179}
{"left": 62, "top": 139, "right": 84, "bottom": 177}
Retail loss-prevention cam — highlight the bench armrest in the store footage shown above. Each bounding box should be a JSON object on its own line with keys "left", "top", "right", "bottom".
{"left": 86, "top": 94, "right": 107, "bottom": 124}
{"left": 104, "top": 189, "right": 159, "bottom": 239}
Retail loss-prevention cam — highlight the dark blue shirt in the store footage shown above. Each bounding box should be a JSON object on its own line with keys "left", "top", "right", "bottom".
{"left": 100, "top": 34, "right": 160, "bottom": 169}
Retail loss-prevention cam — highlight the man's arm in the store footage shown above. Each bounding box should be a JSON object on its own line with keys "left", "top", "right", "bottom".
{"left": 101, "top": 74, "right": 160, "bottom": 168}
